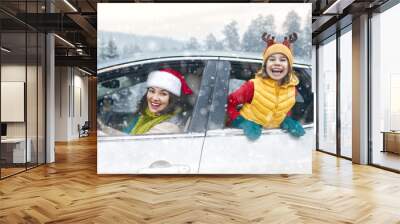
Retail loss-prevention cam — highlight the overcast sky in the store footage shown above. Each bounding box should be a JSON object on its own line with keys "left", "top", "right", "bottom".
{"left": 98, "top": 3, "right": 311, "bottom": 41}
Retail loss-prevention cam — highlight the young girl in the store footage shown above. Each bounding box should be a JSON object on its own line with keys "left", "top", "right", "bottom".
{"left": 227, "top": 32, "right": 305, "bottom": 140}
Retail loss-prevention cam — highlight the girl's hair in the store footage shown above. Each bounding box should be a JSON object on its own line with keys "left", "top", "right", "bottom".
{"left": 137, "top": 88, "right": 181, "bottom": 115}
{"left": 257, "top": 58, "right": 293, "bottom": 86}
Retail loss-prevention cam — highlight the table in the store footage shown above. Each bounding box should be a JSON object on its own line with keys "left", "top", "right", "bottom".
{"left": 381, "top": 131, "right": 400, "bottom": 154}
{"left": 1, "top": 138, "right": 31, "bottom": 163}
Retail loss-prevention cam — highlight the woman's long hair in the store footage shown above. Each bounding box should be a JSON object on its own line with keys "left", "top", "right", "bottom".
{"left": 136, "top": 88, "right": 181, "bottom": 115}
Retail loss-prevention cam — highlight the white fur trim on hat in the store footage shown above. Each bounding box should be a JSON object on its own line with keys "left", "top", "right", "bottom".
{"left": 147, "top": 71, "right": 182, "bottom": 96}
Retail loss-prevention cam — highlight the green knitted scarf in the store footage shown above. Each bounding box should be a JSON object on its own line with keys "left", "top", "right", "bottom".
{"left": 130, "top": 108, "right": 173, "bottom": 135}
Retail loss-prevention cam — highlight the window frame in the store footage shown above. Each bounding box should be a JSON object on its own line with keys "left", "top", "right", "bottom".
{"left": 97, "top": 57, "right": 219, "bottom": 138}
{"left": 206, "top": 58, "right": 313, "bottom": 132}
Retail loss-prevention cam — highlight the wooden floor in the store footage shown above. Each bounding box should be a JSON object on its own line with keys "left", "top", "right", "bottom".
{"left": 1, "top": 136, "right": 400, "bottom": 223}
{"left": 0, "top": 167, "right": 26, "bottom": 178}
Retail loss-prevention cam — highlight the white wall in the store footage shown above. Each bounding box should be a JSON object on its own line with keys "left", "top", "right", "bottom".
{"left": 1, "top": 64, "right": 27, "bottom": 138}
{"left": 55, "top": 67, "right": 89, "bottom": 141}
{"left": 1, "top": 63, "right": 46, "bottom": 163}
{"left": 72, "top": 73, "right": 89, "bottom": 137}
{"left": 55, "top": 66, "right": 69, "bottom": 141}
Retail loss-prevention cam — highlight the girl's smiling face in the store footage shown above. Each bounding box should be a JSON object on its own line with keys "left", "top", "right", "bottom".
{"left": 146, "top": 87, "right": 170, "bottom": 114}
{"left": 265, "top": 53, "right": 289, "bottom": 81}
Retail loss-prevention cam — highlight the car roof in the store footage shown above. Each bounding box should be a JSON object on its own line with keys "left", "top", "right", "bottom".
{"left": 98, "top": 50, "right": 311, "bottom": 73}
{"left": 98, "top": 51, "right": 261, "bottom": 70}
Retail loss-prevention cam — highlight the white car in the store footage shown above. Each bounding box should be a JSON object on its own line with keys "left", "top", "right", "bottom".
{"left": 97, "top": 51, "right": 314, "bottom": 174}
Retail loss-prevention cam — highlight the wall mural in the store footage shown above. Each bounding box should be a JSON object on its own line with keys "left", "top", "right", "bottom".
{"left": 97, "top": 3, "right": 313, "bottom": 174}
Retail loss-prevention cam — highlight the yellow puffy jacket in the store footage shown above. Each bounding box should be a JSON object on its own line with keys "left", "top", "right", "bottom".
{"left": 240, "top": 74, "right": 299, "bottom": 128}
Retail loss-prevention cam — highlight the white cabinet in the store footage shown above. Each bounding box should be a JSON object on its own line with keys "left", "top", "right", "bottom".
{"left": 1, "top": 138, "right": 32, "bottom": 163}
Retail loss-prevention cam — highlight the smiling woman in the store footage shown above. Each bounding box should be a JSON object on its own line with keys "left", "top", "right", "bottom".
{"left": 122, "top": 69, "right": 193, "bottom": 135}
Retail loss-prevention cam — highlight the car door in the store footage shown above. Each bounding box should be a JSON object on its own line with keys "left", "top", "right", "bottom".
{"left": 97, "top": 58, "right": 218, "bottom": 174}
{"left": 198, "top": 58, "right": 314, "bottom": 174}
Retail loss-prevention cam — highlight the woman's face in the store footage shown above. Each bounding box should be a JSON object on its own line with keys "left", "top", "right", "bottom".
{"left": 146, "top": 87, "right": 170, "bottom": 114}
{"left": 265, "top": 53, "right": 289, "bottom": 81}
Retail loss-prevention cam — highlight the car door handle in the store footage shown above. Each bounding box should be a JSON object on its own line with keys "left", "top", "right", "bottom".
{"left": 138, "top": 160, "right": 191, "bottom": 174}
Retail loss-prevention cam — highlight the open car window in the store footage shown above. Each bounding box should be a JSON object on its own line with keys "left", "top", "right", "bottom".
{"left": 97, "top": 60, "right": 207, "bottom": 136}
{"left": 206, "top": 60, "right": 313, "bottom": 131}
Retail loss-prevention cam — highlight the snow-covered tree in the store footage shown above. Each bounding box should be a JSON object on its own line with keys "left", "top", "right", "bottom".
{"left": 299, "top": 9, "right": 312, "bottom": 63}
{"left": 283, "top": 10, "right": 302, "bottom": 36}
{"left": 98, "top": 35, "right": 107, "bottom": 63}
{"left": 242, "top": 15, "right": 276, "bottom": 52}
{"left": 282, "top": 10, "right": 303, "bottom": 58}
{"left": 123, "top": 44, "right": 142, "bottom": 57}
{"left": 222, "top": 21, "right": 240, "bottom": 51}
{"left": 185, "top": 37, "right": 201, "bottom": 50}
{"left": 105, "top": 38, "right": 119, "bottom": 59}
{"left": 205, "top": 33, "right": 218, "bottom": 50}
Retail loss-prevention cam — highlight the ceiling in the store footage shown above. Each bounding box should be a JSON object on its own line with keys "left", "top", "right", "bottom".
{"left": 0, "top": 0, "right": 391, "bottom": 74}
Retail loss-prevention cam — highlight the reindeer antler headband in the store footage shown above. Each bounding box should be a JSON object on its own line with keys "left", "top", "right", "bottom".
{"left": 262, "top": 32, "right": 297, "bottom": 51}
{"left": 261, "top": 32, "right": 297, "bottom": 67}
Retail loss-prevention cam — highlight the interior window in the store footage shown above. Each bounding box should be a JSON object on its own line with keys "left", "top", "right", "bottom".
{"left": 97, "top": 60, "right": 205, "bottom": 135}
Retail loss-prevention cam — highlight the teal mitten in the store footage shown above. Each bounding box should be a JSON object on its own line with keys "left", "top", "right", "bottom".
{"left": 280, "top": 116, "right": 305, "bottom": 137}
{"left": 232, "top": 115, "right": 262, "bottom": 141}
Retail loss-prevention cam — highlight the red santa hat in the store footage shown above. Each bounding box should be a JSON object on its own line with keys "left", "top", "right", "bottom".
{"left": 146, "top": 68, "right": 193, "bottom": 96}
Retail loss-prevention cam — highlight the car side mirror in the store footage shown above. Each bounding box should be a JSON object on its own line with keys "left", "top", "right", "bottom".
{"left": 101, "top": 79, "right": 120, "bottom": 89}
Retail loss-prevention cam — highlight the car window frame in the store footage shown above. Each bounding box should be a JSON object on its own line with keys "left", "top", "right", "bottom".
{"left": 188, "top": 59, "right": 218, "bottom": 133}
{"left": 97, "top": 57, "right": 219, "bottom": 139}
{"left": 205, "top": 57, "right": 313, "bottom": 132}
{"left": 205, "top": 57, "right": 262, "bottom": 132}
{"left": 206, "top": 60, "right": 231, "bottom": 131}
